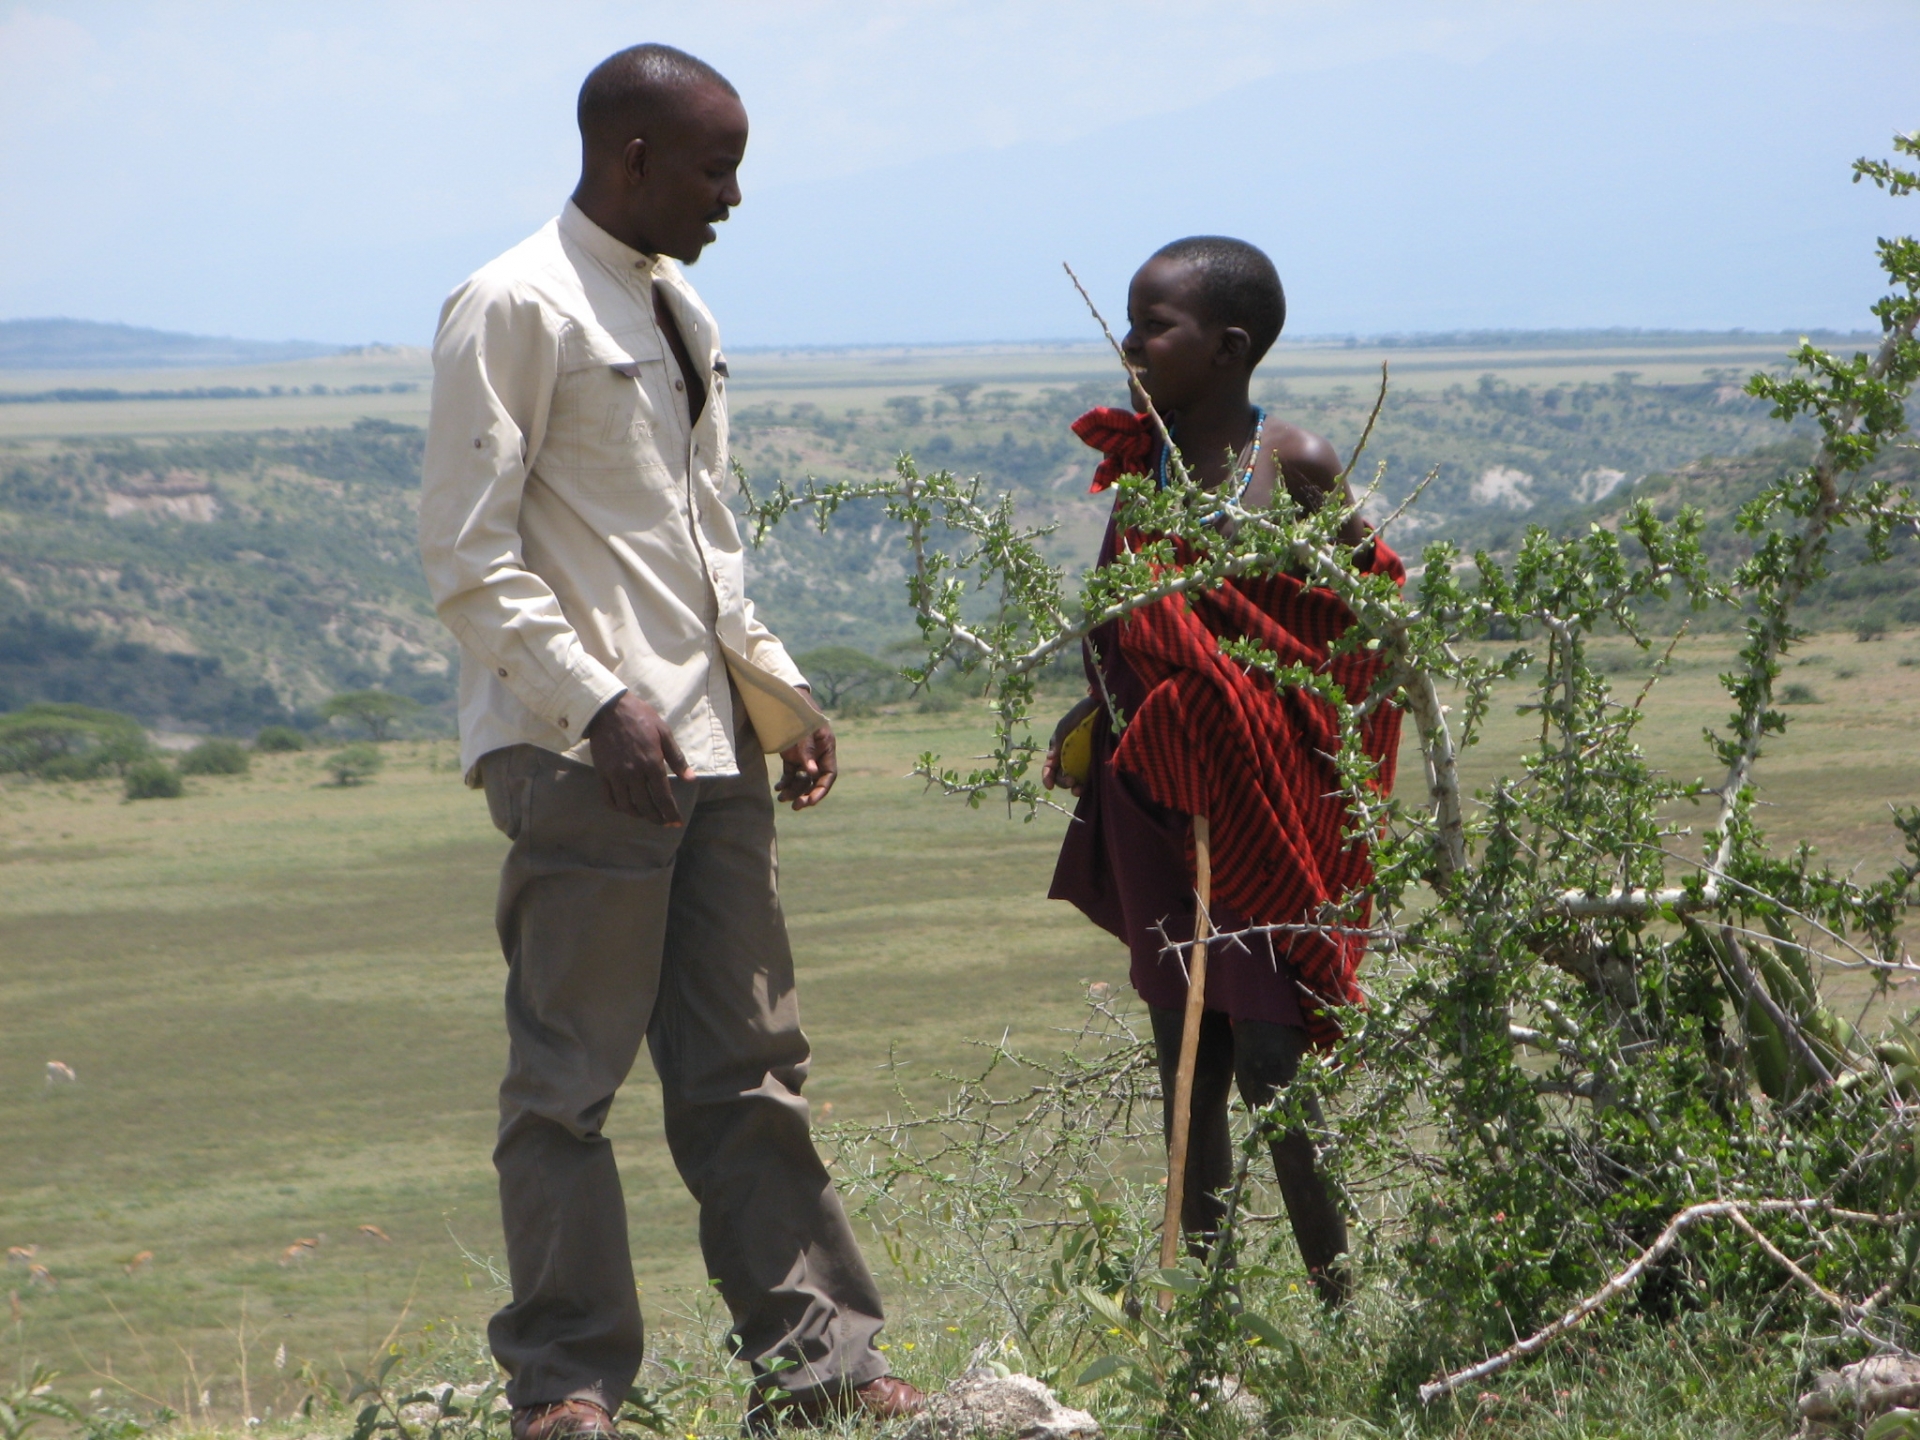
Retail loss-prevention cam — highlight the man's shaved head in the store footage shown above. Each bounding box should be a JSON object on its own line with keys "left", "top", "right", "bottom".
{"left": 570, "top": 43, "right": 747, "bottom": 263}
{"left": 1151, "top": 236, "right": 1287, "bottom": 365}
{"left": 577, "top": 43, "right": 737, "bottom": 152}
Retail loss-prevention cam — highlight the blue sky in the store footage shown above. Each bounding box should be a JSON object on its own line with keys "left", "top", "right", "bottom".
{"left": 2, "top": 1, "right": 1916, "bottom": 347}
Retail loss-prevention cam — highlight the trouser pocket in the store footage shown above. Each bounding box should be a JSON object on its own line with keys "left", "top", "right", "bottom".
{"left": 483, "top": 747, "right": 530, "bottom": 839}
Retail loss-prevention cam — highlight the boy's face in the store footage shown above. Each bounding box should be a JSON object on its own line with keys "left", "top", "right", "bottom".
{"left": 1121, "top": 256, "right": 1250, "bottom": 413}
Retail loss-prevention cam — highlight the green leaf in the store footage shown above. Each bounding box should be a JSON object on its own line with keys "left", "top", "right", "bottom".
{"left": 1762, "top": 913, "right": 1818, "bottom": 1003}
{"left": 1073, "top": 1356, "right": 1128, "bottom": 1388}
{"left": 1077, "top": 1287, "right": 1131, "bottom": 1329}
{"left": 1237, "top": 1313, "right": 1288, "bottom": 1348}
{"left": 1147, "top": 1267, "right": 1202, "bottom": 1295}
{"left": 1865, "top": 1409, "right": 1920, "bottom": 1440}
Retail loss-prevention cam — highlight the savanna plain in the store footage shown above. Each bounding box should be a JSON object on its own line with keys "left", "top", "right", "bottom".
{"left": 7, "top": 640, "right": 1920, "bottom": 1432}
{"left": 4, "top": 333, "right": 1919, "bottom": 1438}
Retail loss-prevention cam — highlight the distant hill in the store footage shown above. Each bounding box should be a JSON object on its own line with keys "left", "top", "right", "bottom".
{"left": 1319, "top": 327, "right": 1883, "bottom": 352}
{"left": 0, "top": 318, "right": 341, "bottom": 371}
{"left": 0, "top": 421, "right": 449, "bottom": 731}
{"left": 0, "top": 364, "right": 1908, "bottom": 734}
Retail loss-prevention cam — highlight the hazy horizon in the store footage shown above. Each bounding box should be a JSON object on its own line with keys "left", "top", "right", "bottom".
{"left": 4, "top": 1, "right": 1918, "bottom": 349}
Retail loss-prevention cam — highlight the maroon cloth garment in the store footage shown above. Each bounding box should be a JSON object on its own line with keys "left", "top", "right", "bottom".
{"left": 1047, "top": 410, "right": 1405, "bottom": 1047}
{"left": 1071, "top": 407, "right": 1158, "bottom": 492}
{"left": 1048, "top": 563, "right": 1307, "bottom": 1030}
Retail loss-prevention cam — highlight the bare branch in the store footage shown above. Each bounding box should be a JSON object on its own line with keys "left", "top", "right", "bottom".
{"left": 1338, "top": 362, "right": 1390, "bottom": 487}
{"left": 1420, "top": 1198, "right": 1918, "bottom": 1403}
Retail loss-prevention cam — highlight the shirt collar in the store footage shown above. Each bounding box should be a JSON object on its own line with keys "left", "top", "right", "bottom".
{"left": 559, "top": 199, "right": 667, "bottom": 279}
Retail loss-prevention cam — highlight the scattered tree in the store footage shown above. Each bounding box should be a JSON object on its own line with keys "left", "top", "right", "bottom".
{"left": 320, "top": 690, "right": 420, "bottom": 741}
{"left": 179, "top": 738, "right": 250, "bottom": 776}
{"left": 255, "top": 724, "right": 307, "bottom": 752}
{"left": 938, "top": 381, "right": 981, "bottom": 413}
{"left": 794, "top": 646, "right": 893, "bottom": 711}
{"left": 327, "top": 742, "right": 384, "bottom": 786}
{"left": 0, "top": 703, "right": 149, "bottom": 779}
{"left": 122, "top": 758, "right": 181, "bottom": 801}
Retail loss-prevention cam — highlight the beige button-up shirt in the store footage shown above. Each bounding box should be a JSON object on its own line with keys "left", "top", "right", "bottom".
{"left": 420, "top": 202, "right": 814, "bottom": 782}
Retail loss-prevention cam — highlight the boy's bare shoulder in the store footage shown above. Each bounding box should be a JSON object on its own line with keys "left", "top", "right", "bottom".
{"left": 1260, "top": 416, "right": 1343, "bottom": 489}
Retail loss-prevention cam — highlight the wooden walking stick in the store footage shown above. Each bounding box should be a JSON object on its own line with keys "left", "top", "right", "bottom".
{"left": 1158, "top": 814, "right": 1212, "bottom": 1310}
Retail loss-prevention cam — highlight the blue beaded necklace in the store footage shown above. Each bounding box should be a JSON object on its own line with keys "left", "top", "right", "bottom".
{"left": 1156, "top": 407, "right": 1266, "bottom": 505}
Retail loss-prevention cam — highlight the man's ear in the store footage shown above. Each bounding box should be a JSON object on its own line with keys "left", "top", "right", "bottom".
{"left": 621, "top": 137, "right": 649, "bottom": 185}
{"left": 1216, "top": 326, "right": 1253, "bottom": 367}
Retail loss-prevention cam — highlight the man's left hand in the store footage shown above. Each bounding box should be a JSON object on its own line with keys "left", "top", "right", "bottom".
{"left": 777, "top": 723, "right": 837, "bottom": 810}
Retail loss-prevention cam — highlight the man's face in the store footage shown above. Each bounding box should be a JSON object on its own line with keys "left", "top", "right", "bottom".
{"left": 1120, "top": 256, "right": 1237, "bottom": 414}
{"left": 626, "top": 84, "right": 748, "bottom": 263}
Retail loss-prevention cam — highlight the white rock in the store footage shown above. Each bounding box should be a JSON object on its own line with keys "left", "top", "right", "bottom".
{"left": 1204, "top": 1376, "right": 1262, "bottom": 1427}
{"left": 1798, "top": 1353, "right": 1920, "bottom": 1435}
{"left": 397, "top": 1385, "right": 507, "bottom": 1428}
{"left": 902, "top": 1370, "right": 1102, "bottom": 1440}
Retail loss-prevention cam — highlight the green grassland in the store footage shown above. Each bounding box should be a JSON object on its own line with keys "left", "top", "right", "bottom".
{"left": 0, "top": 714, "right": 1119, "bottom": 1416}
{"left": 1, "top": 333, "right": 1916, "bottom": 1433}
{"left": 4, "top": 623, "right": 1919, "bottom": 1421}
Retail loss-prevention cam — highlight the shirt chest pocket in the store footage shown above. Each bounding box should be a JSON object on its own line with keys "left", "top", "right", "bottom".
{"left": 545, "top": 325, "right": 676, "bottom": 496}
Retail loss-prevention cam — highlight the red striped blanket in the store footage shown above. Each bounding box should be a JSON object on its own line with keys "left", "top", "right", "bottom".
{"left": 1070, "top": 407, "right": 1405, "bottom": 1045}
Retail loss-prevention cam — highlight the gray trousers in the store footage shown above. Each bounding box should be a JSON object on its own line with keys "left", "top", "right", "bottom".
{"left": 481, "top": 738, "right": 888, "bottom": 1412}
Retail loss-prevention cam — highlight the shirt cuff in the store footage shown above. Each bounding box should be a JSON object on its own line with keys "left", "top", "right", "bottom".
{"left": 547, "top": 662, "right": 629, "bottom": 743}
{"left": 583, "top": 687, "right": 628, "bottom": 735}
{"left": 751, "top": 643, "right": 809, "bottom": 691}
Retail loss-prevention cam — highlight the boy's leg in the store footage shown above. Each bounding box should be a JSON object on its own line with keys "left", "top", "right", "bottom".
{"left": 486, "top": 745, "right": 688, "bottom": 1412}
{"left": 1148, "top": 1004, "right": 1236, "bottom": 1248}
{"left": 1230, "top": 1019, "right": 1350, "bottom": 1305}
{"left": 645, "top": 735, "right": 888, "bottom": 1401}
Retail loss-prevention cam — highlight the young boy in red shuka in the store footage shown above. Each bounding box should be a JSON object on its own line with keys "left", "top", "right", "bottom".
{"left": 1043, "top": 237, "right": 1405, "bottom": 1304}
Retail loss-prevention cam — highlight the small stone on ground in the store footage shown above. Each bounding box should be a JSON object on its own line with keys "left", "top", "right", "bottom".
{"left": 901, "top": 1370, "right": 1101, "bottom": 1440}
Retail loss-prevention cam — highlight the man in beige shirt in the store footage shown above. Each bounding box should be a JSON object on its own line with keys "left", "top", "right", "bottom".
{"left": 419, "top": 44, "right": 922, "bottom": 1440}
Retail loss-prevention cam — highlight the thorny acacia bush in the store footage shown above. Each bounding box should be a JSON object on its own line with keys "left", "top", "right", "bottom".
{"left": 738, "top": 137, "right": 1920, "bottom": 1422}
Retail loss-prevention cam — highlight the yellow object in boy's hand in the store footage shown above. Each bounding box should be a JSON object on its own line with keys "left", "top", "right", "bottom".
{"left": 1057, "top": 709, "right": 1097, "bottom": 787}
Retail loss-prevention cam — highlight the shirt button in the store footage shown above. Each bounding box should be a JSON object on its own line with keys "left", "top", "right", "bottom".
{"left": 558, "top": 717, "right": 569, "bottom": 729}
{"left": 497, "top": 667, "right": 508, "bottom": 677}
{"left": 674, "top": 379, "right": 685, "bottom": 391}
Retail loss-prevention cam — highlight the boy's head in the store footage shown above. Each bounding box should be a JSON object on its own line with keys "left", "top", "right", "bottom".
{"left": 1121, "top": 236, "right": 1286, "bottom": 414}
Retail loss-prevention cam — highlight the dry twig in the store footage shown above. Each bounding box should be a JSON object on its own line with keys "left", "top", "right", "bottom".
{"left": 1419, "top": 1198, "right": 1917, "bottom": 1403}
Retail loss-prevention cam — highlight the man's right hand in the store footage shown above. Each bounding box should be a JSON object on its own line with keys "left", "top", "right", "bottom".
{"left": 585, "top": 692, "right": 696, "bottom": 825}
{"left": 1041, "top": 694, "right": 1101, "bottom": 798}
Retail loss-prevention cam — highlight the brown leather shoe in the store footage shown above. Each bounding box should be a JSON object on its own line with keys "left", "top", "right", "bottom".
{"left": 845, "top": 1376, "right": 926, "bottom": 1422}
{"left": 748, "top": 1375, "right": 927, "bottom": 1431}
{"left": 510, "top": 1399, "right": 616, "bottom": 1440}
